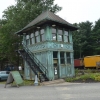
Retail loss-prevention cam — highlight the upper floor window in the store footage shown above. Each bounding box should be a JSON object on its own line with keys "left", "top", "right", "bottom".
{"left": 58, "top": 29, "right": 63, "bottom": 41}
{"left": 52, "top": 28, "right": 57, "bottom": 41}
{"left": 30, "top": 33, "right": 32, "bottom": 45}
{"left": 30, "top": 33, "right": 35, "bottom": 44}
{"left": 35, "top": 31, "right": 40, "bottom": 43}
{"left": 64, "top": 31, "right": 69, "bottom": 42}
{"left": 66, "top": 52, "right": 71, "bottom": 64}
{"left": 26, "top": 35, "right": 30, "bottom": 45}
{"left": 40, "top": 29, "right": 45, "bottom": 41}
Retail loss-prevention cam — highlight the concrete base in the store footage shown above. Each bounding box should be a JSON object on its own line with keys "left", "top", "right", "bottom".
{"left": 34, "top": 75, "right": 38, "bottom": 86}
{"left": 40, "top": 79, "right": 65, "bottom": 86}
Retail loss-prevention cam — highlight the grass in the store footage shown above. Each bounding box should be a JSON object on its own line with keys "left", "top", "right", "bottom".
{"left": 0, "top": 80, "right": 35, "bottom": 86}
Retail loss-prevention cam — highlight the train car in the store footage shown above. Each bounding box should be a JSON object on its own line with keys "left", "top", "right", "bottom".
{"left": 84, "top": 55, "right": 100, "bottom": 69}
{"left": 74, "top": 58, "right": 84, "bottom": 69}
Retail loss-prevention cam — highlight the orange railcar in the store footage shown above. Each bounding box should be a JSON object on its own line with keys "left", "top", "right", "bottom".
{"left": 84, "top": 55, "right": 100, "bottom": 68}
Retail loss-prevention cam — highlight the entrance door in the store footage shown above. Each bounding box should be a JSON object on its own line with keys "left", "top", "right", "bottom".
{"left": 53, "top": 59, "right": 59, "bottom": 79}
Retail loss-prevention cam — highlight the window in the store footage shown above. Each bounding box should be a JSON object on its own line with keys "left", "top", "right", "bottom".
{"left": 53, "top": 52, "right": 58, "bottom": 68}
{"left": 60, "top": 52, "right": 65, "bottom": 64}
{"left": 64, "top": 31, "right": 69, "bottom": 42}
{"left": 66, "top": 52, "right": 71, "bottom": 64}
{"left": 35, "top": 31, "right": 40, "bottom": 43}
{"left": 40, "top": 29, "right": 45, "bottom": 41}
{"left": 58, "top": 29, "right": 63, "bottom": 41}
{"left": 52, "top": 28, "right": 57, "bottom": 41}
{"left": 26, "top": 35, "right": 30, "bottom": 45}
{"left": 30, "top": 33, "right": 35, "bottom": 44}
{"left": 53, "top": 51, "right": 58, "bottom": 58}
{"left": 30, "top": 33, "right": 32, "bottom": 45}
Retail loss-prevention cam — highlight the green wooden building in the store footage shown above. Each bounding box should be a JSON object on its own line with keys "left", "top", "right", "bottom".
{"left": 16, "top": 11, "right": 78, "bottom": 81}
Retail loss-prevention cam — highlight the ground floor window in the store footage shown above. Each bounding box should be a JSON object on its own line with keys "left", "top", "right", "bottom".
{"left": 60, "top": 52, "right": 65, "bottom": 64}
{"left": 66, "top": 52, "right": 71, "bottom": 64}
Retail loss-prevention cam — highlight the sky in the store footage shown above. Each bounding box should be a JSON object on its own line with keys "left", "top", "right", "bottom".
{"left": 0, "top": 0, "right": 100, "bottom": 24}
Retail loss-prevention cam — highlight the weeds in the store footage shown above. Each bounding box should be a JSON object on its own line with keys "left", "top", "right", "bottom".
{"left": 66, "top": 70, "right": 100, "bottom": 82}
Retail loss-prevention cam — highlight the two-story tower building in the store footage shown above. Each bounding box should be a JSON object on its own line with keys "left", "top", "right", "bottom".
{"left": 16, "top": 11, "right": 78, "bottom": 81}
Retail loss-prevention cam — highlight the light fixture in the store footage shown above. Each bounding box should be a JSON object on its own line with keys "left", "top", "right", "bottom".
{"left": 18, "top": 35, "right": 20, "bottom": 37}
{"left": 37, "top": 27, "right": 40, "bottom": 29}
{"left": 61, "top": 44, "right": 63, "bottom": 48}
{"left": 52, "top": 24, "right": 56, "bottom": 27}
{"left": 23, "top": 33, "right": 26, "bottom": 35}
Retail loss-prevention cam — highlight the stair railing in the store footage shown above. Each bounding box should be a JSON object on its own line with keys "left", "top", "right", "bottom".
{"left": 22, "top": 43, "right": 48, "bottom": 76}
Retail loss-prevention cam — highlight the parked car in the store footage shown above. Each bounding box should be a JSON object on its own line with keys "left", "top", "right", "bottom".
{"left": 0, "top": 71, "right": 9, "bottom": 81}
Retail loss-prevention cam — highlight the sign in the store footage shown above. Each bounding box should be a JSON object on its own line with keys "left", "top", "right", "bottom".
{"left": 19, "top": 66, "right": 22, "bottom": 70}
{"left": 55, "top": 68, "right": 57, "bottom": 75}
{"left": 5, "top": 71, "right": 23, "bottom": 88}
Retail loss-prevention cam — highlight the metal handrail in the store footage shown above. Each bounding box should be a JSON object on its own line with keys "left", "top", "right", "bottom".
{"left": 22, "top": 43, "right": 47, "bottom": 75}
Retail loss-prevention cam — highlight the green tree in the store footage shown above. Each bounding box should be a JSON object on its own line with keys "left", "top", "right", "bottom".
{"left": 0, "top": 0, "right": 62, "bottom": 67}
{"left": 92, "top": 19, "right": 100, "bottom": 54}
{"left": 72, "top": 21, "right": 93, "bottom": 58}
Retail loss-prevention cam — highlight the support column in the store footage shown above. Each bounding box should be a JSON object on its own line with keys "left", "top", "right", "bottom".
{"left": 58, "top": 51, "right": 61, "bottom": 78}
{"left": 70, "top": 52, "right": 75, "bottom": 76}
{"left": 47, "top": 51, "right": 53, "bottom": 80}
{"left": 64, "top": 52, "right": 67, "bottom": 76}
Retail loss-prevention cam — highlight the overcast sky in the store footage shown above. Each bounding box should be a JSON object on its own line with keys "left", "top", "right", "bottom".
{"left": 0, "top": 0, "right": 100, "bottom": 24}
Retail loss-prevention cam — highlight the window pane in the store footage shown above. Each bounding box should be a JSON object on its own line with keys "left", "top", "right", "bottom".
{"left": 40, "top": 29, "right": 45, "bottom": 41}
{"left": 35, "top": 31, "right": 40, "bottom": 43}
{"left": 65, "top": 31, "right": 68, "bottom": 35}
{"left": 60, "top": 52, "right": 65, "bottom": 64}
{"left": 52, "top": 28, "right": 56, "bottom": 33}
{"left": 52, "top": 28, "right": 57, "bottom": 41}
{"left": 66, "top": 52, "right": 71, "bottom": 64}
{"left": 35, "top": 31, "right": 39, "bottom": 36}
{"left": 31, "top": 33, "right": 34, "bottom": 37}
{"left": 30, "top": 38, "right": 32, "bottom": 44}
{"left": 26, "top": 35, "right": 29, "bottom": 39}
{"left": 53, "top": 52, "right": 58, "bottom": 58}
{"left": 40, "top": 29, "right": 44, "bottom": 34}
{"left": 64, "top": 31, "right": 69, "bottom": 42}
{"left": 58, "top": 35, "right": 63, "bottom": 41}
{"left": 58, "top": 29, "right": 63, "bottom": 41}
{"left": 64, "top": 36, "right": 69, "bottom": 42}
{"left": 58, "top": 29, "right": 63, "bottom": 35}
{"left": 32, "top": 37, "right": 35, "bottom": 44}
{"left": 26, "top": 39, "right": 29, "bottom": 45}
{"left": 52, "top": 34, "right": 57, "bottom": 40}
{"left": 36, "top": 36, "right": 40, "bottom": 43}
{"left": 41, "top": 34, "right": 45, "bottom": 41}
{"left": 60, "top": 52, "right": 64, "bottom": 57}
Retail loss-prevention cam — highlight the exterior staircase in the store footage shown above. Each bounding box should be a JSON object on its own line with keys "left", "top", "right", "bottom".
{"left": 18, "top": 44, "right": 49, "bottom": 82}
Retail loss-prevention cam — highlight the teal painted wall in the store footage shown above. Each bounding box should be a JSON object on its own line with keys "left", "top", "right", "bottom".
{"left": 23, "top": 25, "right": 75, "bottom": 80}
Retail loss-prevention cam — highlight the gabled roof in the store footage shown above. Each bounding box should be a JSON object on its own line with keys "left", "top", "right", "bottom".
{"left": 16, "top": 10, "right": 78, "bottom": 34}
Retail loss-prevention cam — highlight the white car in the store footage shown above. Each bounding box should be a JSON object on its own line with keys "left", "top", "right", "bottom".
{"left": 0, "top": 71, "right": 9, "bottom": 81}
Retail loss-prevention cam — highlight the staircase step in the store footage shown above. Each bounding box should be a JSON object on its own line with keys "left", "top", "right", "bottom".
{"left": 40, "top": 79, "right": 65, "bottom": 86}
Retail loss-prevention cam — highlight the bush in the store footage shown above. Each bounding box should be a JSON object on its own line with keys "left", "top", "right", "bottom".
{"left": 66, "top": 73, "right": 100, "bottom": 82}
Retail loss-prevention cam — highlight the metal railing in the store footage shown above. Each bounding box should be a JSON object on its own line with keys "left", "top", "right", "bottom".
{"left": 22, "top": 43, "right": 48, "bottom": 76}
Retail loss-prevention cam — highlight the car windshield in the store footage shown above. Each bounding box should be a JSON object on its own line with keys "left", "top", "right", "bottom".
{"left": 0, "top": 71, "right": 7, "bottom": 74}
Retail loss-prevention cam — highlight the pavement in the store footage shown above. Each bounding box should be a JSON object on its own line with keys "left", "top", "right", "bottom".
{"left": 0, "top": 82, "right": 100, "bottom": 100}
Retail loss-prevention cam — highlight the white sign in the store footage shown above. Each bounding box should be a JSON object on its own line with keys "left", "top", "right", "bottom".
{"left": 55, "top": 68, "right": 57, "bottom": 75}
{"left": 19, "top": 66, "right": 22, "bottom": 70}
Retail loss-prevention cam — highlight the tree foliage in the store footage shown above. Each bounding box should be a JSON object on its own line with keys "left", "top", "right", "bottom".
{"left": 73, "top": 19, "right": 100, "bottom": 59}
{"left": 0, "top": 0, "right": 62, "bottom": 66}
